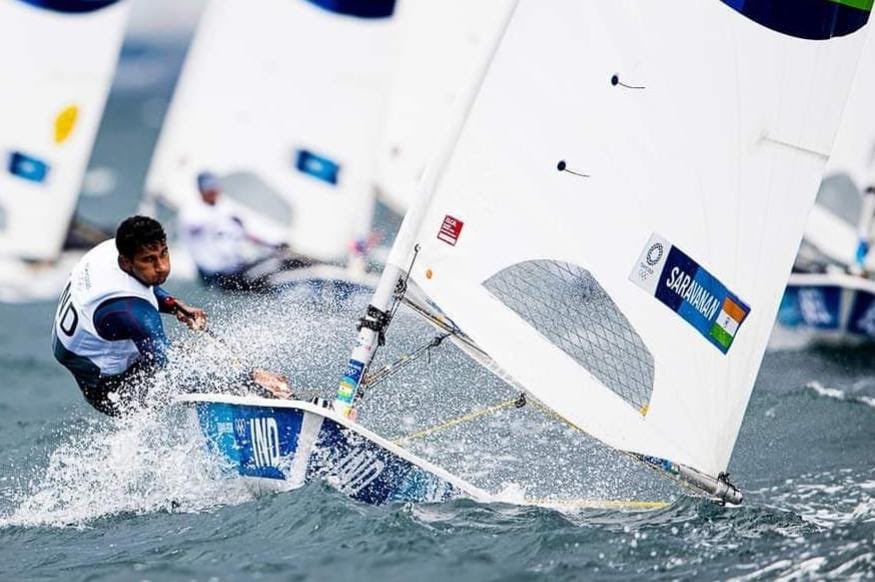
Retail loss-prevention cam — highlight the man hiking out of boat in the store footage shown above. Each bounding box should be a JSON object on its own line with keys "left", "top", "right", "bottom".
{"left": 178, "top": 171, "right": 311, "bottom": 292}
{"left": 51, "top": 216, "right": 292, "bottom": 415}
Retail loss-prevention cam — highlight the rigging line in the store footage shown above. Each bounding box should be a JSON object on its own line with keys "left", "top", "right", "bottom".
{"left": 391, "top": 396, "right": 522, "bottom": 445}
{"left": 360, "top": 333, "right": 449, "bottom": 389}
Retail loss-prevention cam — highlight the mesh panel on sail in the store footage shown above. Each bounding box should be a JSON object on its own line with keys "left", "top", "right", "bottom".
{"left": 483, "top": 260, "right": 654, "bottom": 412}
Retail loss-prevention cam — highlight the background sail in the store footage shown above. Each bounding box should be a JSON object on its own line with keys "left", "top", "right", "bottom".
{"left": 143, "top": 0, "right": 398, "bottom": 262}
{"left": 374, "top": 0, "right": 514, "bottom": 214}
{"left": 385, "top": 0, "right": 869, "bottom": 479}
{"left": 0, "top": 0, "right": 129, "bottom": 261}
{"left": 804, "top": 28, "right": 875, "bottom": 268}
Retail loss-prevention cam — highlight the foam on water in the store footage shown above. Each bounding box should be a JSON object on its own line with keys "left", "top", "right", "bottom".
{"left": 0, "top": 404, "right": 260, "bottom": 528}
{"left": 806, "top": 380, "right": 875, "bottom": 410}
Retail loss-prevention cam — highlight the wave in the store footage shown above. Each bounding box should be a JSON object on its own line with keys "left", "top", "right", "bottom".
{"left": 805, "top": 381, "right": 875, "bottom": 409}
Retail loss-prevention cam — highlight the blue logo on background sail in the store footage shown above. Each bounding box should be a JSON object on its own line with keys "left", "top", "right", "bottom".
{"left": 295, "top": 149, "right": 340, "bottom": 185}
{"left": 721, "top": 0, "right": 871, "bottom": 40}
{"left": 303, "top": 0, "right": 394, "bottom": 19}
{"left": 7, "top": 151, "right": 49, "bottom": 183}
{"left": 16, "top": 0, "right": 123, "bottom": 13}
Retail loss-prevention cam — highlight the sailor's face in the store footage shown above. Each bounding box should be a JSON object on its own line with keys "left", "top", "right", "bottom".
{"left": 123, "top": 241, "right": 170, "bottom": 286}
{"left": 200, "top": 187, "right": 219, "bottom": 205}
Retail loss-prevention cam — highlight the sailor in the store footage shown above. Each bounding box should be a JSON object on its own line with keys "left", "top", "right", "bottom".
{"left": 52, "top": 216, "right": 295, "bottom": 415}
{"left": 850, "top": 185, "right": 875, "bottom": 275}
{"left": 52, "top": 216, "right": 206, "bottom": 415}
{"left": 178, "top": 171, "right": 310, "bottom": 291}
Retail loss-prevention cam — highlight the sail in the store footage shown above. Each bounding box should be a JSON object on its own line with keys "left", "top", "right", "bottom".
{"left": 144, "top": 0, "right": 398, "bottom": 262}
{"left": 374, "top": 0, "right": 514, "bottom": 214}
{"left": 804, "top": 29, "right": 875, "bottom": 268}
{"left": 380, "top": 0, "right": 870, "bottom": 480}
{"left": 0, "top": 0, "right": 129, "bottom": 261}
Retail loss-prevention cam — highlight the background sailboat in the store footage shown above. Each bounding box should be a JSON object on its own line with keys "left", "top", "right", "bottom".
{"left": 142, "top": 0, "right": 399, "bottom": 292}
{"left": 777, "top": 29, "right": 875, "bottom": 343}
{"left": 0, "top": 0, "right": 130, "bottom": 302}
{"left": 182, "top": 0, "right": 870, "bottom": 505}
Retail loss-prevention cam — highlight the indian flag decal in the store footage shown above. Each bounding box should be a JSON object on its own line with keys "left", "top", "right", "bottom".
{"left": 630, "top": 233, "right": 750, "bottom": 354}
{"left": 721, "top": 0, "right": 871, "bottom": 40}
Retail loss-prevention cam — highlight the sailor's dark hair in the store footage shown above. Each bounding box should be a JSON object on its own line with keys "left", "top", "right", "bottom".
{"left": 115, "top": 215, "right": 166, "bottom": 258}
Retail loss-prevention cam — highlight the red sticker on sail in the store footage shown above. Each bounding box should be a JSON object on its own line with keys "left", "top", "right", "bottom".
{"left": 437, "top": 215, "right": 463, "bottom": 246}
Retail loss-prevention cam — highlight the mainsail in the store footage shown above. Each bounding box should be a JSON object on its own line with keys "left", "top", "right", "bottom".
{"left": 338, "top": 0, "right": 871, "bottom": 501}
{"left": 374, "top": 0, "right": 514, "bottom": 215}
{"left": 143, "top": 0, "right": 398, "bottom": 263}
{"left": 0, "top": 0, "right": 129, "bottom": 261}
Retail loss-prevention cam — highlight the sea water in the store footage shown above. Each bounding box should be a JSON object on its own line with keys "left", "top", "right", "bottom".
{"left": 0, "top": 288, "right": 872, "bottom": 581}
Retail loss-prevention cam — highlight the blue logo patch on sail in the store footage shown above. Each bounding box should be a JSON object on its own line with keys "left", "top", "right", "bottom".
{"left": 303, "top": 0, "right": 395, "bottom": 19}
{"left": 295, "top": 149, "right": 340, "bottom": 186}
{"left": 720, "top": 0, "right": 871, "bottom": 40}
{"left": 16, "top": 0, "right": 123, "bottom": 14}
{"left": 630, "top": 233, "right": 751, "bottom": 354}
{"left": 7, "top": 151, "right": 49, "bottom": 183}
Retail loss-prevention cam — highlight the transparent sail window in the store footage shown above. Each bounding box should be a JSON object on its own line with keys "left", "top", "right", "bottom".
{"left": 483, "top": 260, "right": 654, "bottom": 413}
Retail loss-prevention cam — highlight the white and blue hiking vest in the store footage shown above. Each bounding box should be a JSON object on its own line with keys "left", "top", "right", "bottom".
{"left": 52, "top": 240, "right": 159, "bottom": 383}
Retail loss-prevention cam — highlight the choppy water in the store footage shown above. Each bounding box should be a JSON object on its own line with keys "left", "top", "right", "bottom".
{"left": 0, "top": 287, "right": 873, "bottom": 581}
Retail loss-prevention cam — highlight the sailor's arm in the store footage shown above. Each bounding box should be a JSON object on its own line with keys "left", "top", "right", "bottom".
{"left": 93, "top": 297, "right": 170, "bottom": 367}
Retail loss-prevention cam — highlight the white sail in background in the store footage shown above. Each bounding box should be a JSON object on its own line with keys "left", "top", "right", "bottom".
{"left": 0, "top": 0, "right": 129, "bottom": 261}
{"left": 144, "top": 0, "right": 398, "bottom": 262}
{"left": 376, "top": 0, "right": 869, "bottom": 482}
{"left": 804, "top": 30, "right": 875, "bottom": 269}
{"left": 374, "top": 0, "right": 514, "bottom": 214}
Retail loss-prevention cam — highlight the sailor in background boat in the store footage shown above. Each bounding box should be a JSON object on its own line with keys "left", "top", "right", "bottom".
{"left": 178, "top": 171, "right": 311, "bottom": 292}
{"left": 850, "top": 186, "right": 875, "bottom": 275}
{"left": 51, "top": 216, "right": 206, "bottom": 415}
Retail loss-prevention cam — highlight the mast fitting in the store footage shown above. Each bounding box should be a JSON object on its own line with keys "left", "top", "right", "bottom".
{"left": 357, "top": 305, "right": 392, "bottom": 346}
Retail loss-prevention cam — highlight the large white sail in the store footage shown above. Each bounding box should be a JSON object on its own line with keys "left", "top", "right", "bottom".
{"left": 144, "top": 0, "right": 398, "bottom": 262}
{"left": 0, "top": 0, "right": 129, "bottom": 261}
{"left": 374, "top": 0, "right": 514, "bottom": 214}
{"left": 348, "top": 0, "right": 869, "bottom": 490}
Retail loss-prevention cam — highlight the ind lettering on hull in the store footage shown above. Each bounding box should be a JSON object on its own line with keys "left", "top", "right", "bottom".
{"left": 248, "top": 417, "right": 281, "bottom": 470}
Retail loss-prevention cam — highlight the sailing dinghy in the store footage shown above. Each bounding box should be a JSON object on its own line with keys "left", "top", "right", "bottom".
{"left": 142, "top": 0, "right": 397, "bottom": 294}
{"left": 181, "top": 1, "right": 871, "bottom": 505}
{"left": 0, "top": 0, "right": 129, "bottom": 302}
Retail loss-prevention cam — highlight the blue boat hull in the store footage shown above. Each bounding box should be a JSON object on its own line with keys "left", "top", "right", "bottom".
{"left": 778, "top": 275, "right": 875, "bottom": 339}
{"left": 188, "top": 396, "right": 467, "bottom": 505}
